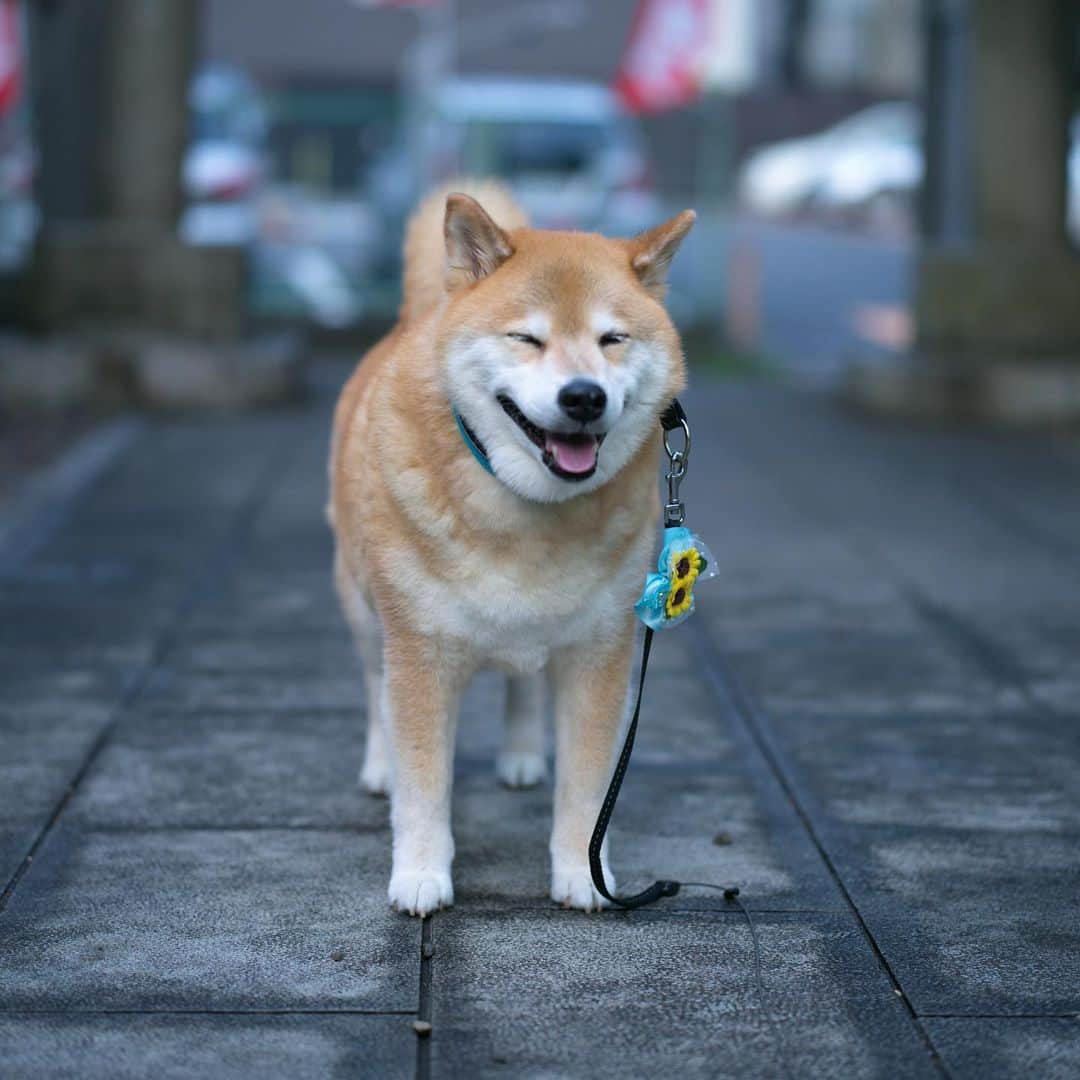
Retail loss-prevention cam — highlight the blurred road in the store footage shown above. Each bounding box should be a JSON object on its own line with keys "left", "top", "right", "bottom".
{"left": 676, "top": 214, "right": 914, "bottom": 379}
{"left": 730, "top": 217, "right": 913, "bottom": 378}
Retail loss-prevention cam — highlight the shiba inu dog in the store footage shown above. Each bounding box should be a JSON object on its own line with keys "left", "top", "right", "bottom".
{"left": 329, "top": 181, "right": 694, "bottom": 915}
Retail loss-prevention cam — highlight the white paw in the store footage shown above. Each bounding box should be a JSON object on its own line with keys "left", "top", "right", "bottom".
{"left": 550, "top": 862, "right": 613, "bottom": 912}
{"left": 388, "top": 868, "right": 453, "bottom": 916}
{"left": 496, "top": 750, "right": 547, "bottom": 789}
{"left": 359, "top": 759, "right": 391, "bottom": 797}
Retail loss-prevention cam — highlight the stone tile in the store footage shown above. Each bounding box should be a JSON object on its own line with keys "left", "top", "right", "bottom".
{"left": 969, "top": 615, "right": 1080, "bottom": 718}
{"left": 843, "top": 828, "right": 1080, "bottom": 1016}
{"left": 927, "top": 1018, "right": 1080, "bottom": 1080}
{"left": 69, "top": 711, "right": 385, "bottom": 831}
{"left": 693, "top": 384, "right": 1080, "bottom": 703}
{"left": 0, "top": 707, "right": 112, "bottom": 884}
{"left": 451, "top": 760, "right": 839, "bottom": 912}
{"left": 430, "top": 907, "right": 936, "bottom": 1079}
{"left": 0, "top": 1013, "right": 414, "bottom": 1080}
{"left": 0, "top": 828, "right": 417, "bottom": 1011}
{"left": 767, "top": 708, "right": 1080, "bottom": 835}
{"left": 712, "top": 622, "right": 1006, "bottom": 721}
{"left": 137, "top": 667, "right": 365, "bottom": 712}
{"left": 183, "top": 577, "right": 345, "bottom": 637}
{"left": 752, "top": 707, "right": 1080, "bottom": 1014}
{"left": 164, "top": 632, "right": 355, "bottom": 677}
{"left": 1, "top": 661, "right": 129, "bottom": 714}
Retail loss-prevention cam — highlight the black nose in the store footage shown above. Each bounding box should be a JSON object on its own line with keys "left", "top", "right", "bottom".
{"left": 558, "top": 379, "right": 607, "bottom": 424}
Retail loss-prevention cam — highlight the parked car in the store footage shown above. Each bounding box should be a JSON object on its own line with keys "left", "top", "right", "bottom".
{"left": 738, "top": 102, "right": 922, "bottom": 229}
{"left": 365, "top": 77, "right": 660, "bottom": 280}
{"left": 740, "top": 103, "right": 1080, "bottom": 242}
{"left": 182, "top": 65, "right": 373, "bottom": 328}
{"left": 181, "top": 65, "right": 267, "bottom": 247}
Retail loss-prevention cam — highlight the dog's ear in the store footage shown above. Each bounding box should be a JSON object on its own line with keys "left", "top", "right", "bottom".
{"left": 627, "top": 210, "right": 696, "bottom": 298}
{"left": 444, "top": 193, "right": 514, "bottom": 290}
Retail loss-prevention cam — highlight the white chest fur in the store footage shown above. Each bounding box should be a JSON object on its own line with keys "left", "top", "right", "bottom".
{"left": 391, "top": 518, "right": 650, "bottom": 674}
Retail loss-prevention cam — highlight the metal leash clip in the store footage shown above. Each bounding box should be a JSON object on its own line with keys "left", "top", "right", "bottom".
{"left": 662, "top": 412, "right": 690, "bottom": 527}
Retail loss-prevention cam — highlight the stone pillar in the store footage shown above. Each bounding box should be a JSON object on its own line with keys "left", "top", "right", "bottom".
{"left": 26, "top": 1, "right": 111, "bottom": 223}
{"left": 8, "top": 1, "right": 302, "bottom": 409}
{"left": 28, "top": 0, "right": 247, "bottom": 340}
{"left": 100, "top": 0, "right": 197, "bottom": 226}
{"left": 849, "top": 0, "right": 1080, "bottom": 426}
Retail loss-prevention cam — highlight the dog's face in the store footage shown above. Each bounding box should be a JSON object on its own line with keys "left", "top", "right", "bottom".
{"left": 439, "top": 194, "right": 694, "bottom": 503}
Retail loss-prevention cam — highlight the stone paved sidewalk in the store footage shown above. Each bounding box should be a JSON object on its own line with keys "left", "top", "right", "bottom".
{"left": 1, "top": 367, "right": 1078, "bottom": 1078}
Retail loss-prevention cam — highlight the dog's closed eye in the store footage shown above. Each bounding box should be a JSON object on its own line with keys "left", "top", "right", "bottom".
{"left": 507, "top": 332, "right": 545, "bottom": 349}
{"left": 599, "top": 332, "right": 629, "bottom": 348}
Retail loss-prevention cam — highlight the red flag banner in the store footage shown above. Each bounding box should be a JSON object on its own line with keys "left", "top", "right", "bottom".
{"left": 0, "top": 0, "right": 21, "bottom": 116}
{"left": 614, "top": 0, "right": 710, "bottom": 115}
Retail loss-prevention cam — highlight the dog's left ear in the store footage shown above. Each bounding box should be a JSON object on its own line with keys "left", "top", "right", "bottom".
{"left": 444, "top": 193, "right": 514, "bottom": 290}
{"left": 628, "top": 210, "right": 696, "bottom": 298}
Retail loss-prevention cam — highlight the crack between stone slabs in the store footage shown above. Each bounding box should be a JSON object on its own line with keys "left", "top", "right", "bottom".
{"left": 128, "top": 703, "right": 369, "bottom": 717}
{"left": 455, "top": 755, "right": 731, "bottom": 777}
{"left": 1, "top": 1008, "right": 417, "bottom": 1017}
{"left": 449, "top": 899, "right": 835, "bottom": 917}
{"left": 415, "top": 917, "right": 434, "bottom": 1080}
{"left": 917, "top": 1012, "right": 1080, "bottom": 1020}
{"left": 686, "top": 616, "right": 952, "bottom": 1079}
{"left": 81, "top": 824, "right": 389, "bottom": 835}
{"left": 0, "top": 430, "right": 308, "bottom": 916}
{"left": 128, "top": 705, "right": 365, "bottom": 719}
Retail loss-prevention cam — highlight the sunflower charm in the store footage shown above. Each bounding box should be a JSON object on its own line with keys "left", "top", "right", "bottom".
{"left": 634, "top": 526, "right": 717, "bottom": 631}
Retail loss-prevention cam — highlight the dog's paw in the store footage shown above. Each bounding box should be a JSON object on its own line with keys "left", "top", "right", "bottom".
{"left": 388, "top": 868, "right": 453, "bottom": 916}
{"left": 550, "top": 862, "right": 613, "bottom": 912}
{"left": 496, "top": 750, "right": 547, "bottom": 789}
{"left": 359, "top": 760, "right": 391, "bottom": 797}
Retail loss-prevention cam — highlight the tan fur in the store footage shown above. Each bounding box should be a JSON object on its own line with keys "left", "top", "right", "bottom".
{"left": 399, "top": 180, "right": 528, "bottom": 325}
{"left": 330, "top": 181, "right": 693, "bottom": 914}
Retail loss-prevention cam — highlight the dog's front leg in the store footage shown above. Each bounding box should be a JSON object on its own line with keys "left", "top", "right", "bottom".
{"left": 549, "top": 624, "right": 635, "bottom": 911}
{"left": 383, "top": 629, "right": 468, "bottom": 916}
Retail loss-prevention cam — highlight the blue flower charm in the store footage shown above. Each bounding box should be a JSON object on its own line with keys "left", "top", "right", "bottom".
{"left": 634, "top": 526, "right": 718, "bottom": 631}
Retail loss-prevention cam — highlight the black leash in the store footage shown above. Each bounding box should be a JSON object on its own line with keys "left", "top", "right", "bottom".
{"left": 587, "top": 627, "right": 754, "bottom": 920}
{"left": 586, "top": 399, "right": 786, "bottom": 1073}
{"left": 588, "top": 398, "right": 690, "bottom": 910}
{"left": 587, "top": 625, "right": 679, "bottom": 907}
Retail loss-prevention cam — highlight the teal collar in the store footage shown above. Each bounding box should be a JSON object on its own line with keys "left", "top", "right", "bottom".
{"left": 453, "top": 409, "right": 494, "bottom": 475}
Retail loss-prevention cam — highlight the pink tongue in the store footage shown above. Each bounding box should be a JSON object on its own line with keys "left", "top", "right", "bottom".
{"left": 546, "top": 434, "right": 599, "bottom": 474}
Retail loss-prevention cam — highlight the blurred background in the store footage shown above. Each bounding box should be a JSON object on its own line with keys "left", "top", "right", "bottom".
{"left": 0, "top": 0, "right": 1078, "bottom": 476}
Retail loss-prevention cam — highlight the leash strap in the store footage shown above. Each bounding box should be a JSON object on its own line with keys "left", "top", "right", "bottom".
{"left": 588, "top": 624, "right": 682, "bottom": 909}
{"left": 588, "top": 400, "right": 690, "bottom": 908}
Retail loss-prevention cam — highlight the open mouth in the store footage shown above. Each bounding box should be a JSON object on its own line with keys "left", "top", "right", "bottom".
{"left": 497, "top": 395, "right": 605, "bottom": 481}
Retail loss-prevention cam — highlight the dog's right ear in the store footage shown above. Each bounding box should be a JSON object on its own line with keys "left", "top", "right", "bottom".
{"left": 627, "top": 210, "right": 696, "bottom": 299}
{"left": 444, "top": 193, "right": 514, "bottom": 290}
